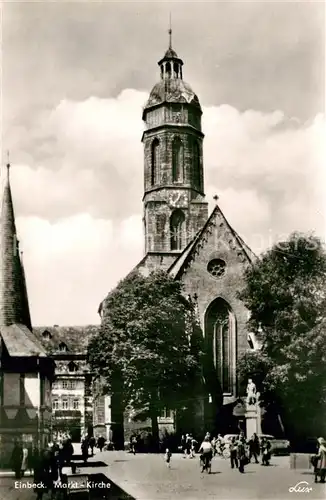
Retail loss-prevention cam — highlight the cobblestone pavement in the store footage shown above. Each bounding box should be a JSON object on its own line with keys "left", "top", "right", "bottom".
{"left": 1, "top": 452, "right": 325, "bottom": 500}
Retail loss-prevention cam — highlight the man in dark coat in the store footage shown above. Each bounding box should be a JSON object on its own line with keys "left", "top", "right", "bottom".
{"left": 237, "top": 436, "right": 247, "bottom": 473}
{"left": 248, "top": 433, "right": 260, "bottom": 463}
{"left": 89, "top": 436, "right": 96, "bottom": 456}
{"left": 11, "top": 440, "right": 23, "bottom": 479}
{"left": 97, "top": 436, "right": 105, "bottom": 452}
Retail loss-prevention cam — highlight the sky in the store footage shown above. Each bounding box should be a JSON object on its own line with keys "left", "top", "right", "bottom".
{"left": 1, "top": 0, "right": 325, "bottom": 326}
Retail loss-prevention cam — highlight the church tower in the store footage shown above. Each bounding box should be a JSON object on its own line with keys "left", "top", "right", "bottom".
{"left": 141, "top": 31, "right": 208, "bottom": 270}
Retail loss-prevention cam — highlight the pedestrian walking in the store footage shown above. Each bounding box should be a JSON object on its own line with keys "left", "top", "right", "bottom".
{"left": 216, "top": 434, "right": 224, "bottom": 456}
{"left": 180, "top": 435, "right": 187, "bottom": 457}
{"left": 211, "top": 437, "right": 217, "bottom": 456}
{"left": 33, "top": 448, "right": 50, "bottom": 500}
{"left": 230, "top": 437, "right": 238, "bottom": 469}
{"left": 130, "top": 435, "right": 137, "bottom": 455}
{"left": 89, "top": 436, "right": 96, "bottom": 456}
{"left": 21, "top": 444, "right": 29, "bottom": 477}
{"left": 164, "top": 448, "right": 172, "bottom": 468}
{"left": 97, "top": 435, "right": 105, "bottom": 452}
{"left": 190, "top": 437, "right": 198, "bottom": 458}
{"left": 248, "top": 433, "right": 260, "bottom": 463}
{"left": 237, "top": 436, "right": 247, "bottom": 473}
{"left": 261, "top": 437, "right": 271, "bottom": 466}
{"left": 81, "top": 438, "right": 89, "bottom": 463}
{"left": 185, "top": 434, "right": 192, "bottom": 457}
{"left": 315, "top": 437, "right": 326, "bottom": 483}
{"left": 11, "top": 440, "right": 23, "bottom": 479}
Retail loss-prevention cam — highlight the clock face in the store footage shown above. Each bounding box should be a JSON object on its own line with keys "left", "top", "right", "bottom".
{"left": 169, "top": 191, "right": 187, "bottom": 208}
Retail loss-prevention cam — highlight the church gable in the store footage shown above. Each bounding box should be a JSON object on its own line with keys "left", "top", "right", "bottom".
{"left": 168, "top": 204, "right": 256, "bottom": 282}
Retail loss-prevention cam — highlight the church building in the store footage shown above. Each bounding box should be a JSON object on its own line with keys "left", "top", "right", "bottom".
{"left": 0, "top": 163, "right": 55, "bottom": 466}
{"left": 96, "top": 34, "right": 259, "bottom": 440}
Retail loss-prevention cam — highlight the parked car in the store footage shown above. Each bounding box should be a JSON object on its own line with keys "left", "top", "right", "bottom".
{"left": 257, "top": 434, "right": 290, "bottom": 455}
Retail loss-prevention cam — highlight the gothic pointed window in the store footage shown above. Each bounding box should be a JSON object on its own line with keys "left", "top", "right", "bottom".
{"left": 172, "top": 137, "right": 184, "bottom": 183}
{"left": 205, "top": 298, "right": 236, "bottom": 395}
{"left": 192, "top": 140, "right": 201, "bottom": 189}
{"left": 151, "top": 139, "right": 160, "bottom": 186}
{"left": 170, "top": 209, "right": 185, "bottom": 250}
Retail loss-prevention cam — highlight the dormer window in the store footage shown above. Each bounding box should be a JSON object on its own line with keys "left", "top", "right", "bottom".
{"left": 42, "top": 330, "right": 52, "bottom": 340}
{"left": 68, "top": 361, "right": 78, "bottom": 372}
{"left": 59, "top": 342, "right": 68, "bottom": 352}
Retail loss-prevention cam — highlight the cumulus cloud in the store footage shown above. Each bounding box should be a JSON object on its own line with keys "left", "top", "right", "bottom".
{"left": 5, "top": 89, "right": 325, "bottom": 324}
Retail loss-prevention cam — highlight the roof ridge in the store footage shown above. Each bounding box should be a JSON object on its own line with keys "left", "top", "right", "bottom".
{"left": 214, "top": 204, "right": 256, "bottom": 262}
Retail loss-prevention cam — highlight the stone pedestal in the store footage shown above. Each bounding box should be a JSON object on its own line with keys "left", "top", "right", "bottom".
{"left": 245, "top": 401, "right": 262, "bottom": 437}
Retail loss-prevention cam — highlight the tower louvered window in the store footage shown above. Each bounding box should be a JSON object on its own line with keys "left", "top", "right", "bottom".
{"left": 151, "top": 138, "right": 160, "bottom": 186}
{"left": 172, "top": 137, "right": 184, "bottom": 183}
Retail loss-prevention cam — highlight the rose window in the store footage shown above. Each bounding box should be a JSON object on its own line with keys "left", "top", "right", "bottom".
{"left": 207, "top": 259, "right": 226, "bottom": 278}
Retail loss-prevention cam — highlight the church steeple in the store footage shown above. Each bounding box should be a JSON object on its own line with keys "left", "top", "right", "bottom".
{"left": 141, "top": 33, "right": 208, "bottom": 261}
{"left": 0, "top": 160, "right": 32, "bottom": 329}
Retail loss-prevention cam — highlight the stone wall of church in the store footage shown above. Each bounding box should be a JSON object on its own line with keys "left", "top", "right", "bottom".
{"left": 178, "top": 217, "right": 251, "bottom": 405}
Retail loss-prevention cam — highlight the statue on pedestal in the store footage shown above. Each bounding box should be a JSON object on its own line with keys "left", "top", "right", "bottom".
{"left": 246, "top": 378, "right": 257, "bottom": 405}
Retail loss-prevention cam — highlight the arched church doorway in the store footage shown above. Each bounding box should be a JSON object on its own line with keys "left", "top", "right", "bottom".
{"left": 204, "top": 298, "right": 237, "bottom": 434}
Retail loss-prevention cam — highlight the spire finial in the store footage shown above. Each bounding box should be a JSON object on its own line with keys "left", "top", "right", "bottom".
{"left": 168, "top": 12, "right": 172, "bottom": 49}
{"left": 213, "top": 194, "right": 219, "bottom": 204}
{"left": 6, "top": 151, "right": 10, "bottom": 179}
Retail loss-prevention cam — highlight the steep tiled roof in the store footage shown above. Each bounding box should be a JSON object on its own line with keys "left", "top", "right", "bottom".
{"left": 33, "top": 325, "right": 100, "bottom": 354}
{"left": 168, "top": 204, "right": 257, "bottom": 279}
{"left": 0, "top": 167, "right": 32, "bottom": 328}
{"left": 0, "top": 165, "right": 47, "bottom": 357}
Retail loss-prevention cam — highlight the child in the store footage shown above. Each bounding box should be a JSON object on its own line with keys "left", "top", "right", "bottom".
{"left": 164, "top": 448, "right": 172, "bottom": 468}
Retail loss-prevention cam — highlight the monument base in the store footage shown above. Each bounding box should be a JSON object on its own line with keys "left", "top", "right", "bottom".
{"left": 245, "top": 402, "right": 262, "bottom": 437}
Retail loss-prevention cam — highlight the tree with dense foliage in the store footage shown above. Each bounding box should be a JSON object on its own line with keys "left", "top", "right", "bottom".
{"left": 238, "top": 233, "right": 326, "bottom": 439}
{"left": 88, "top": 270, "right": 203, "bottom": 447}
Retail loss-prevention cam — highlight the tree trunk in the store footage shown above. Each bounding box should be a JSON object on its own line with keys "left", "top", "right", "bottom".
{"left": 150, "top": 393, "right": 159, "bottom": 452}
{"left": 150, "top": 409, "right": 159, "bottom": 452}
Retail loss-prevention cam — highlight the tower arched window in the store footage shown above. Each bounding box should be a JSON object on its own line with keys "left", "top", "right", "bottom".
{"left": 192, "top": 140, "right": 201, "bottom": 189}
{"left": 170, "top": 209, "right": 185, "bottom": 251}
{"left": 172, "top": 137, "right": 184, "bottom": 183}
{"left": 166, "top": 62, "right": 171, "bottom": 79}
{"left": 151, "top": 139, "right": 160, "bottom": 186}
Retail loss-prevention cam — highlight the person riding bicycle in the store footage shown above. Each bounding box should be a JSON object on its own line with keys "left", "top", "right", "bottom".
{"left": 199, "top": 437, "right": 213, "bottom": 473}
